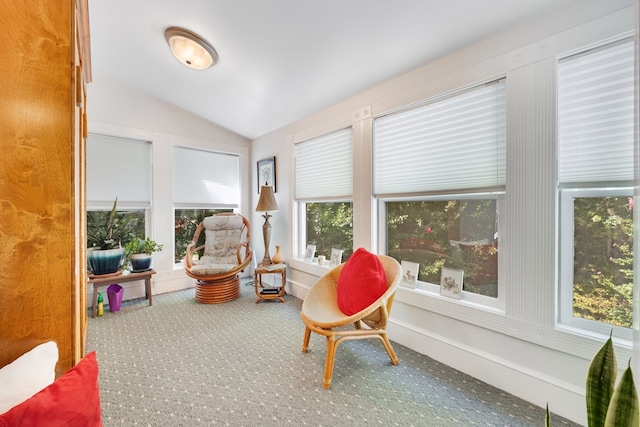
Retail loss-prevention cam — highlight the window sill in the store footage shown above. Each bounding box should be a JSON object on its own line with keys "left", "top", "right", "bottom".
{"left": 289, "top": 258, "right": 331, "bottom": 276}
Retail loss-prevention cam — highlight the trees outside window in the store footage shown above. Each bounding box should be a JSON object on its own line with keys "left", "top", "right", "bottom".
{"left": 305, "top": 202, "right": 353, "bottom": 262}
{"left": 385, "top": 199, "right": 498, "bottom": 297}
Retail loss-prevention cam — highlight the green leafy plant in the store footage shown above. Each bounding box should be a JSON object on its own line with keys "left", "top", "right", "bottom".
{"left": 125, "top": 237, "right": 163, "bottom": 256}
{"left": 87, "top": 198, "right": 133, "bottom": 250}
{"left": 548, "top": 334, "right": 638, "bottom": 426}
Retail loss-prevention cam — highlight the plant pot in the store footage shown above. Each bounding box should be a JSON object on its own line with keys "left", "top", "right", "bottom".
{"left": 87, "top": 247, "right": 125, "bottom": 276}
{"left": 130, "top": 253, "right": 152, "bottom": 272}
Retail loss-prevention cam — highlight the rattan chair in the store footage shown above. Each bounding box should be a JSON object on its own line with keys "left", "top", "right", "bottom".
{"left": 300, "top": 254, "right": 402, "bottom": 388}
{"left": 183, "top": 213, "right": 251, "bottom": 303}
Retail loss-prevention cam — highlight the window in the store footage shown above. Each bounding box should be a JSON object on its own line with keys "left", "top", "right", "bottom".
{"left": 557, "top": 37, "right": 635, "bottom": 335}
{"left": 385, "top": 198, "right": 498, "bottom": 297}
{"left": 374, "top": 80, "right": 505, "bottom": 299}
{"left": 86, "top": 134, "right": 151, "bottom": 245}
{"left": 172, "top": 146, "right": 240, "bottom": 263}
{"left": 294, "top": 128, "right": 353, "bottom": 260}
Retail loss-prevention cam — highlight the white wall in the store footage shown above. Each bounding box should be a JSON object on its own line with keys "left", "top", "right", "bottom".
{"left": 86, "top": 75, "right": 251, "bottom": 301}
{"left": 251, "top": 1, "right": 637, "bottom": 424}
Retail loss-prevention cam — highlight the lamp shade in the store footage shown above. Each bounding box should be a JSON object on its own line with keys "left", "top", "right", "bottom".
{"left": 256, "top": 184, "right": 279, "bottom": 212}
{"left": 164, "top": 27, "right": 218, "bottom": 70}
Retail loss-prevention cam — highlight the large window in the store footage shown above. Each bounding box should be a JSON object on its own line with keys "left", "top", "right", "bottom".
{"left": 557, "top": 37, "right": 635, "bottom": 335}
{"left": 294, "top": 128, "right": 353, "bottom": 260}
{"left": 86, "top": 134, "right": 151, "bottom": 247}
{"left": 172, "top": 147, "right": 240, "bottom": 263}
{"left": 374, "top": 80, "right": 505, "bottom": 299}
{"left": 385, "top": 198, "right": 498, "bottom": 297}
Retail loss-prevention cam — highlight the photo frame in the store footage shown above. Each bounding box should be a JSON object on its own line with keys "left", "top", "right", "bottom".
{"left": 400, "top": 261, "right": 419, "bottom": 289}
{"left": 304, "top": 244, "right": 316, "bottom": 262}
{"left": 329, "top": 248, "right": 343, "bottom": 267}
{"left": 440, "top": 267, "right": 463, "bottom": 299}
{"left": 257, "top": 156, "right": 277, "bottom": 193}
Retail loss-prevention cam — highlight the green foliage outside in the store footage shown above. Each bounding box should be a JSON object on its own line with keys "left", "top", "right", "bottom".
{"left": 386, "top": 200, "right": 498, "bottom": 297}
{"left": 87, "top": 207, "right": 145, "bottom": 249}
{"left": 306, "top": 202, "right": 353, "bottom": 261}
{"left": 572, "top": 197, "right": 634, "bottom": 328}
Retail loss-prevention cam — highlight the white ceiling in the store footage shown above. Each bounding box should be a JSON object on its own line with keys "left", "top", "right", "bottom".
{"left": 89, "top": 0, "right": 577, "bottom": 140}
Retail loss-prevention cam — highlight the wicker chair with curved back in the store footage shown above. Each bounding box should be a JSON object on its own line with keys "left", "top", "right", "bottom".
{"left": 183, "top": 213, "right": 252, "bottom": 303}
{"left": 300, "top": 254, "right": 402, "bottom": 389}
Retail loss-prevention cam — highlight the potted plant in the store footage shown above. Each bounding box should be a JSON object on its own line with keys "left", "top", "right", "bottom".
{"left": 125, "top": 236, "right": 163, "bottom": 272}
{"left": 87, "top": 198, "right": 133, "bottom": 276}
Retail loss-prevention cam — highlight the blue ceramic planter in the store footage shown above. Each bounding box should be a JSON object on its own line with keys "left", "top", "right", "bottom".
{"left": 87, "top": 247, "right": 125, "bottom": 275}
{"left": 130, "top": 254, "right": 152, "bottom": 272}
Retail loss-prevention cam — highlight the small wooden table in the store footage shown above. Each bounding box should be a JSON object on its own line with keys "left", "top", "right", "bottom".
{"left": 88, "top": 269, "right": 156, "bottom": 318}
{"left": 254, "top": 264, "right": 286, "bottom": 303}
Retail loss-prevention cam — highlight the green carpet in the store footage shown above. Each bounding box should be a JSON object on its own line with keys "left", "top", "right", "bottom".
{"left": 87, "top": 279, "right": 579, "bottom": 426}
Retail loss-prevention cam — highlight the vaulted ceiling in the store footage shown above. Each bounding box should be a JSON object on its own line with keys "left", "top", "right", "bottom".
{"left": 89, "top": 0, "right": 578, "bottom": 139}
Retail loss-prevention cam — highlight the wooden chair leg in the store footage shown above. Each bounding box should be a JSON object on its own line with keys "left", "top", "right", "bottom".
{"left": 302, "top": 327, "right": 311, "bottom": 353}
{"left": 323, "top": 335, "right": 338, "bottom": 389}
{"left": 380, "top": 332, "right": 399, "bottom": 365}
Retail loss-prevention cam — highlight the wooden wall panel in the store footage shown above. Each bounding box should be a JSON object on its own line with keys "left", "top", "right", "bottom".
{"left": 0, "top": 1, "right": 86, "bottom": 377}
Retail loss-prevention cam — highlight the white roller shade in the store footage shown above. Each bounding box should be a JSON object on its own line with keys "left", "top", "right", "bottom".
{"left": 87, "top": 134, "right": 151, "bottom": 207}
{"left": 173, "top": 146, "right": 240, "bottom": 207}
{"left": 558, "top": 37, "right": 635, "bottom": 185}
{"left": 373, "top": 80, "right": 506, "bottom": 196}
{"left": 295, "top": 127, "right": 353, "bottom": 200}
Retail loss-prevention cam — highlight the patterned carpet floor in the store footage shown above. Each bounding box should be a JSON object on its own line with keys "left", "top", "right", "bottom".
{"left": 86, "top": 279, "right": 580, "bottom": 426}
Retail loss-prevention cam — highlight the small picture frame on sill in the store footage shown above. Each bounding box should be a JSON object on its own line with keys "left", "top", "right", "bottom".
{"left": 400, "top": 261, "right": 419, "bottom": 289}
{"left": 304, "top": 244, "right": 316, "bottom": 262}
{"left": 329, "top": 248, "right": 343, "bottom": 267}
{"left": 257, "top": 156, "right": 276, "bottom": 193}
{"left": 440, "top": 267, "right": 463, "bottom": 299}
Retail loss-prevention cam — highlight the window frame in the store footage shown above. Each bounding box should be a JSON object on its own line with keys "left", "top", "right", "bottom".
{"left": 294, "top": 127, "right": 354, "bottom": 259}
{"left": 557, "top": 187, "right": 633, "bottom": 341}
{"left": 378, "top": 192, "right": 503, "bottom": 309}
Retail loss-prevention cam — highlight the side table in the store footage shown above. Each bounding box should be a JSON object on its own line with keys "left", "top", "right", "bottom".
{"left": 254, "top": 264, "right": 286, "bottom": 303}
{"left": 88, "top": 269, "right": 156, "bottom": 318}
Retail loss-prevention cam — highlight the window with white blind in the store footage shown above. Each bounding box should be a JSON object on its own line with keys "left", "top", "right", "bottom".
{"left": 557, "top": 37, "right": 635, "bottom": 337}
{"left": 172, "top": 146, "right": 240, "bottom": 262}
{"left": 86, "top": 134, "right": 151, "bottom": 247}
{"left": 294, "top": 128, "right": 354, "bottom": 260}
{"left": 87, "top": 134, "right": 152, "bottom": 208}
{"left": 374, "top": 80, "right": 505, "bottom": 300}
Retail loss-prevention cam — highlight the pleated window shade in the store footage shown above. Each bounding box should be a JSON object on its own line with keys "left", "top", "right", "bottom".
{"left": 172, "top": 146, "right": 240, "bottom": 207}
{"left": 87, "top": 134, "right": 151, "bottom": 207}
{"left": 557, "top": 37, "right": 635, "bottom": 186}
{"left": 373, "top": 80, "right": 506, "bottom": 197}
{"left": 294, "top": 127, "right": 353, "bottom": 200}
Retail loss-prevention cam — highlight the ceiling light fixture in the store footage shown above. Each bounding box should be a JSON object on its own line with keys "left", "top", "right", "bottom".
{"left": 164, "top": 27, "right": 218, "bottom": 70}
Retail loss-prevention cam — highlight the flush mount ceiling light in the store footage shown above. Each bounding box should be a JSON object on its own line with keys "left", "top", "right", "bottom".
{"left": 164, "top": 26, "right": 218, "bottom": 70}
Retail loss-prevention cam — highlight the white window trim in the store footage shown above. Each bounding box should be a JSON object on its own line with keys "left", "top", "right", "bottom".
{"left": 558, "top": 187, "right": 633, "bottom": 341}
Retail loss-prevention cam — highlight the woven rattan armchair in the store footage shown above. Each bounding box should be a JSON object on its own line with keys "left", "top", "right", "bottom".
{"left": 183, "top": 213, "right": 251, "bottom": 303}
{"left": 300, "top": 254, "right": 402, "bottom": 388}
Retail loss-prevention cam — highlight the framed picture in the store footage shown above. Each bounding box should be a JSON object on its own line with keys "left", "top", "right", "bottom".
{"left": 400, "top": 261, "right": 419, "bottom": 289}
{"left": 304, "top": 244, "right": 316, "bottom": 262}
{"left": 329, "top": 248, "right": 343, "bottom": 267}
{"left": 257, "top": 156, "right": 276, "bottom": 192}
{"left": 440, "top": 267, "right": 463, "bottom": 299}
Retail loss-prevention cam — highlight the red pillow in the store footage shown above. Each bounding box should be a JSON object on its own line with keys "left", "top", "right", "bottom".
{"left": 0, "top": 351, "right": 102, "bottom": 427}
{"left": 337, "top": 248, "right": 388, "bottom": 315}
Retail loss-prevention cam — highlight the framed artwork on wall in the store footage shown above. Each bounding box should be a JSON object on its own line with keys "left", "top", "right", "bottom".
{"left": 257, "top": 156, "right": 276, "bottom": 192}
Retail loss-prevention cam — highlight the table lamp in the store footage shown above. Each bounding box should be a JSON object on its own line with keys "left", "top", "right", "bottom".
{"left": 255, "top": 183, "right": 279, "bottom": 266}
